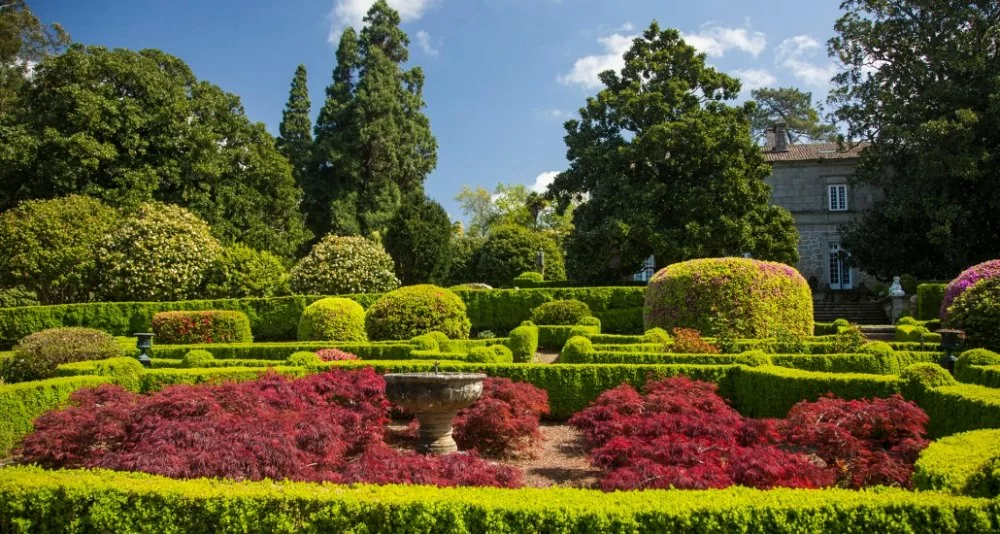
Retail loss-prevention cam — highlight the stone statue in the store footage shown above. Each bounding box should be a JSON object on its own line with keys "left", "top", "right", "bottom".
{"left": 888, "top": 276, "right": 905, "bottom": 297}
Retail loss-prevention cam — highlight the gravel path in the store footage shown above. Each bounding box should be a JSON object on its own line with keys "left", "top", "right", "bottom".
{"left": 506, "top": 423, "right": 600, "bottom": 488}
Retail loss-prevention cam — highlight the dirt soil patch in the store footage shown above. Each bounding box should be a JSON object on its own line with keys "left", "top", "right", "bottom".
{"left": 506, "top": 423, "right": 599, "bottom": 488}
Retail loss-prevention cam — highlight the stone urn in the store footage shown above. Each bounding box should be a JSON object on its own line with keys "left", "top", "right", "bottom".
{"left": 384, "top": 370, "right": 486, "bottom": 454}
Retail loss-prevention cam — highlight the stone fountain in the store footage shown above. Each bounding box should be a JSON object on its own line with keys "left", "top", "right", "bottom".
{"left": 384, "top": 363, "right": 486, "bottom": 454}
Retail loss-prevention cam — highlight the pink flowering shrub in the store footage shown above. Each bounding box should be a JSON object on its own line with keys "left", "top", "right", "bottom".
{"left": 942, "top": 259, "right": 1000, "bottom": 320}
{"left": 316, "top": 348, "right": 359, "bottom": 361}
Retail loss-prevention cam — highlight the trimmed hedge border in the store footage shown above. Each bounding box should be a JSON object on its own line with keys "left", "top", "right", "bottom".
{"left": 730, "top": 366, "right": 902, "bottom": 418}
{"left": 914, "top": 429, "right": 1000, "bottom": 497}
{"left": 0, "top": 375, "right": 111, "bottom": 456}
{"left": 0, "top": 466, "right": 997, "bottom": 533}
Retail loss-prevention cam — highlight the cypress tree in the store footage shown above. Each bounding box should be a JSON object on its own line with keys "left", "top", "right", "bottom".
{"left": 276, "top": 65, "right": 313, "bottom": 192}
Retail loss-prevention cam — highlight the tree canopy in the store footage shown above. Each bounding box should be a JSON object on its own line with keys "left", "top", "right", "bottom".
{"left": 310, "top": 0, "right": 437, "bottom": 239}
{"left": 0, "top": 0, "right": 69, "bottom": 117}
{"left": 383, "top": 192, "right": 453, "bottom": 285}
{"left": 277, "top": 64, "right": 313, "bottom": 205}
{"left": 0, "top": 45, "right": 310, "bottom": 259}
{"left": 549, "top": 23, "right": 799, "bottom": 283}
{"left": 455, "top": 182, "right": 574, "bottom": 240}
{"left": 832, "top": 0, "right": 1000, "bottom": 279}
{"left": 750, "top": 87, "right": 837, "bottom": 144}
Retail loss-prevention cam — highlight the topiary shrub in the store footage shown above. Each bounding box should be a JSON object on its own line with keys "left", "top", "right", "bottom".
{"left": 475, "top": 225, "right": 566, "bottom": 287}
{"left": 297, "top": 298, "right": 367, "bottom": 342}
{"left": 577, "top": 316, "right": 601, "bottom": 328}
{"left": 955, "top": 349, "right": 1000, "bottom": 377}
{"left": 315, "top": 349, "right": 359, "bottom": 362}
{"left": 507, "top": 325, "right": 539, "bottom": 363}
{"left": 92, "top": 357, "right": 144, "bottom": 392}
{"left": 559, "top": 336, "right": 593, "bottom": 363}
{"left": 1, "top": 327, "right": 121, "bottom": 383}
{"left": 641, "top": 327, "right": 672, "bottom": 349}
{"left": 152, "top": 311, "right": 253, "bottom": 344}
{"left": 513, "top": 271, "right": 544, "bottom": 287}
{"left": 287, "top": 351, "right": 321, "bottom": 366}
{"left": 181, "top": 350, "right": 215, "bottom": 368}
{"left": 289, "top": 235, "right": 399, "bottom": 295}
{"left": 365, "top": 285, "right": 471, "bottom": 341}
{"left": 941, "top": 260, "right": 1000, "bottom": 320}
{"left": 202, "top": 244, "right": 289, "bottom": 299}
{"left": 466, "top": 345, "right": 514, "bottom": 364}
{"left": 96, "top": 203, "right": 223, "bottom": 302}
{"left": 898, "top": 316, "right": 919, "bottom": 326}
{"left": 0, "top": 195, "right": 122, "bottom": 305}
{"left": 644, "top": 258, "right": 812, "bottom": 339}
{"left": 530, "top": 299, "right": 592, "bottom": 325}
{"left": 859, "top": 341, "right": 901, "bottom": 374}
{"left": 900, "top": 363, "right": 958, "bottom": 401}
{"left": 947, "top": 277, "right": 1000, "bottom": 351}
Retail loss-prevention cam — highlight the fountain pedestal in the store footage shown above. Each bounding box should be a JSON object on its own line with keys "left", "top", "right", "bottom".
{"left": 384, "top": 371, "right": 486, "bottom": 454}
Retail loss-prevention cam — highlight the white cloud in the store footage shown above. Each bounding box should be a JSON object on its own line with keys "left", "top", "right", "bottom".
{"left": 733, "top": 68, "right": 776, "bottom": 91}
{"left": 775, "top": 35, "right": 837, "bottom": 87}
{"left": 558, "top": 33, "right": 636, "bottom": 89}
{"left": 681, "top": 23, "right": 767, "bottom": 57}
{"left": 415, "top": 30, "right": 439, "bottom": 56}
{"left": 531, "top": 171, "right": 560, "bottom": 193}
{"left": 540, "top": 108, "right": 572, "bottom": 120}
{"left": 328, "top": 0, "right": 437, "bottom": 42}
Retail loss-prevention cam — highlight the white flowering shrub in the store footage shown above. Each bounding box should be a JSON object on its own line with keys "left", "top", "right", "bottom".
{"left": 96, "top": 203, "right": 223, "bottom": 302}
{"left": 290, "top": 235, "right": 400, "bottom": 295}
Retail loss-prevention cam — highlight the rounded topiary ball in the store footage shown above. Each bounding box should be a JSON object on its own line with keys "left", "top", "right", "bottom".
{"left": 297, "top": 297, "right": 367, "bottom": 342}
{"left": 289, "top": 235, "right": 399, "bottom": 295}
{"left": 365, "top": 285, "right": 471, "bottom": 341}
{"left": 531, "top": 299, "right": 592, "bottom": 325}
{"left": 181, "top": 349, "right": 215, "bottom": 368}
{"left": 942, "top": 259, "right": 1000, "bottom": 321}
{"left": 643, "top": 258, "right": 813, "bottom": 339}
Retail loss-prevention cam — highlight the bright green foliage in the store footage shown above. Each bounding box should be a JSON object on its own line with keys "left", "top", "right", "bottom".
{"left": 287, "top": 351, "right": 321, "bottom": 366}
{"left": 475, "top": 225, "right": 566, "bottom": 287}
{"left": 181, "top": 350, "right": 215, "bottom": 368}
{"left": 152, "top": 311, "right": 253, "bottom": 344}
{"left": 310, "top": 1, "right": 437, "bottom": 238}
{"left": 454, "top": 183, "right": 575, "bottom": 240}
{"left": 550, "top": 23, "right": 799, "bottom": 283}
{"left": 732, "top": 366, "right": 901, "bottom": 418}
{"left": 833, "top": 1, "right": 1000, "bottom": 279}
{"left": 383, "top": 192, "right": 453, "bottom": 284}
{"left": 466, "top": 345, "right": 513, "bottom": 364}
{"left": 147, "top": 342, "right": 414, "bottom": 362}
{"left": 507, "top": 324, "right": 539, "bottom": 363}
{"left": 917, "top": 382, "right": 1000, "bottom": 438}
{"left": 641, "top": 328, "right": 673, "bottom": 350}
{"left": 297, "top": 297, "right": 367, "bottom": 342}
{"left": 0, "top": 45, "right": 309, "bottom": 258}
{"left": 900, "top": 362, "right": 958, "bottom": 402}
{"left": 858, "top": 342, "right": 901, "bottom": 374}
{"left": 1, "top": 327, "right": 120, "bottom": 383}
{"left": 443, "top": 232, "right": 486, "bottom": 286}
{"left": 365, "top": 285, "right": 471, "bottom": 340}
{"left": 914, "top": 429, "right": 1000, "bottom": 497}
{"left": 2, "top": 466, "right": 997, "bottom": 533}
{"left": 276, "top": 65, "right": 313, "bottom": 198}
{"left": 202, "top": 244, "right": 289, "bottom": 299}
{"left": 559, "top": 336, "right": 593, "bottom": 363}
{"left": 0, "top": 376, "right": 109, "bottom": 455}
{"left": 289, "top": 235, "right": 399, "bottom": 295}
{"left": 530, "top": 299, "right": 592, "bottom": 325}
{"left": 0, "top": 1, "right": 69, "bottom": 117}
{"left": 96, "top": 203, "right": 223, "bottom": 302}
{"left": 644, "top": 258, "right": 813, "bottom": 338}
{"left": 749, "top": 87, "right": 837, "bottom": 144}
{"left": 0, "top": 195, "right": 121, "bottom": 304}
{"left": 0, "top": 287, "right": 38, "bottom": 308}
{"left": 537, "top": 324, "right": 599, "bottom": 350}
{"left": 955, "top": 349, "right": 1000, "bottom": 387}
{"left": 918, "top": 283, "right": 948, "bottom": 320}
{"left": 946, "top": 278, "right": 1000, "bottom": 351}
{"left": 513, "top": 271, "right": 544, "bottom": 288}
{"left": 895, "top": 324, "right": 939, "bottom": 343}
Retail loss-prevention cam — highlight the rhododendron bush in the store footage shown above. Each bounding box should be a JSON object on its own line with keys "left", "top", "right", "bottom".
{"left": 15, "top": 370, "right": 520, "bottom": 488}
{"left": 568, "top": 376, "right": 929, "bottom": 492}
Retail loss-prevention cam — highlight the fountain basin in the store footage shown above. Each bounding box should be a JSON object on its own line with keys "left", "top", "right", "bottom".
{"left": 384, "top": 372, "right": 486, "bottom": 454}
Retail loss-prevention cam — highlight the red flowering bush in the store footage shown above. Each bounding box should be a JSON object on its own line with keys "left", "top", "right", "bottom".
{"left": 670, "top": 328, "right": 720, "bottom": 354}
{"left": 152, "top": 310, "right": 253, "bottom": 344}
{"left": 316, "top": 348, "right": 359, "bottom": 361}
{"left": 453, "top": 378, "right": 549, "bottom": 458}
{"left": 15, "top": 369, "right": 521, "bottom": 488}
{"left": 569, "top": 376, "right": 929, "bottom": 492}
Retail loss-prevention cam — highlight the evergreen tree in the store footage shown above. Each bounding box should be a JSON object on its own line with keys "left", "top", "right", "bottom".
{"left": 312, "top": 0, "right": 437, "bottom": 238}
{"left": 383, "top": 192, "right": 453, "bottom": 284}
{"left": 276, "top": 65, "right": 312, "bottom": 193}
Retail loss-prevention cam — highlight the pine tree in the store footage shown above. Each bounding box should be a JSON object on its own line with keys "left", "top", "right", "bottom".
{"left": 276, "top": 65, "right": 312, "bottom": 192}
{"left": 311, "top": 0, "right": 437, "bottom": 238}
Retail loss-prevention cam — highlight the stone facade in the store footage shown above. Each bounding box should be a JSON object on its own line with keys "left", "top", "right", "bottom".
{"left": 763, "top": 143, "right": 881, "bottom": 293}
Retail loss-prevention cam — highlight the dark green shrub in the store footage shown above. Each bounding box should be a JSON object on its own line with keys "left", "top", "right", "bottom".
{"left": 96, "top": 203, "right": 223, "bottom": 302}
{"left": 383, "top": 192, "right": 453, "bottom": 285}
{"left": 644, "top": 258, "right": 813, "bottom": 338}
{"left": 0, "top": 287, "right": 39, "bottom": 308}
{"left": 152, "top": 311, "right": 253, "bottom": 344}
{"left": 287, "top": 351, "right": 321, "bottom": 366}
{"left": 467, "top": 345, "right": 514, "bottom": 363}
{"left": 507, "top": 325, "right": 539, "bottom": 363}
{"left": 181, "top": 350, "right": 215, "bottom": 368}
{"left": 297, "top": 298, "right": 367, "bottom": 342}
{"left": 475, "top": 225, "right": 566, "bottom": 287}
{"left": 832, "top": 324, "right": 865, "bottom": 353}
{"left": 899, "top": 274, "right": 919, "bottom": 295}
{"left": 0, "top": 195, "right": 121, "bottom": 305}
{"left": 1, "top": 328, "right": 121, "bottom": 383}
{"left": 365, "top": 285, "right": 471, "bottom": 341}
{"left": 202, "top": 244, "right": 289, "bottom": 299}
{"left": 917, "top": 283, "right": 947, "bottom": 320}
{"left": 947, "top": 277, "right": 1000, "bottom": 350}
{"left": 289, "top": 235, "right": 399, "bottom": 295}
{"left": 530, "top": 299, "right": 592, "bottom": 325}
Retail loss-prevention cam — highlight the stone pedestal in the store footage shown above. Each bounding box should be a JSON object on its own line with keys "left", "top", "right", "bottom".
{"left": 890, "top": 295, "right": 907, "bottom": 324}
{"left": 384, "top": 372, "right": 486, "bottom": 455}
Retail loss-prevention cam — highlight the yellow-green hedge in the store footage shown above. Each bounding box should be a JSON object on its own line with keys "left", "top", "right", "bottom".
{"left": 0, "top": 466, "right": 996, "bottom": 533}
{"left": 0, "top": 375, "right": 111, "bottom": 455}
{"left": 731, "top": 366, "right": 902, "bottom": 418}
{"left": 914, "top": 429, "right": 1000, "bottom": 497}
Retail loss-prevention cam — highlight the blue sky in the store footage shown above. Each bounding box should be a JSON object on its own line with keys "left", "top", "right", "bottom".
{"left": 32, "top": 0, "right": 846, "bottom": 220}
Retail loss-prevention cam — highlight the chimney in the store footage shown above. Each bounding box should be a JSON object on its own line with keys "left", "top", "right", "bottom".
{"left": 773, "top": 123, "right": 789, "bottom": 153}
{"left": 765, "top": 128, "right": 777, "bottom": 149}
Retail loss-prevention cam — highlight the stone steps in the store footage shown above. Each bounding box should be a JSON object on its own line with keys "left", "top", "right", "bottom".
{"left": 814, "top": 302, "right": 888, "bottom": 325}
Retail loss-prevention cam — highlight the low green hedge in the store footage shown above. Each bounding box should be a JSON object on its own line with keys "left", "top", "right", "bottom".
{"left": 537, "top": 324, "right": 599, "bottom": 350}
{"left": 0, "top": 375, "right": 111, "bottom": 455}
{"left": 1, "top": 467, "right": 996, "bottom": 533}
{"left": 896, "top": 324, "right": 942, "bottom": 343}
{"left": 958, "top": 365, "right": 1000, "bottom": 389}
{"left": 152, "top": 310, "right": 253, "bottom": 344}
{"left": 917, "top": 383, "right": 1000, "bottom": 438}
{"left": 140, "top": 366, "right": 306, "bottom": 392}
{"left": 914, "top": 429, "right": 1000, "bottom": 497}
{"left": 147, "top": 342, "right": 417, "bottom": 361}
{"left": 918, "top": 283, "right": 948, "bottom": 320}
{"left": 730, "top": 366, "right": 902, "bottom": 418}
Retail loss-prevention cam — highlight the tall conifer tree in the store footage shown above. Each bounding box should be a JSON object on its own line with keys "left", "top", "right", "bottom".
{"left": 276, "top": 65, "right": 313, "bottom": 192}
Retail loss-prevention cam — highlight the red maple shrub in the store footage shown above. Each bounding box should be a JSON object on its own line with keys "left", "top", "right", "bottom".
{"left": 453, "top": 377, "right": 549, "bottom": 458}
{"left": 568, "top": 376, "right": 929, "bottom": 491}
{"left": 315, "top": 348, "right": 359, "bottom": 361}
{"left": 15, "top": 369, "right": 521, "bottom": 488}
{"left": 670, "top": 328, "right": 720, "bottom": 354}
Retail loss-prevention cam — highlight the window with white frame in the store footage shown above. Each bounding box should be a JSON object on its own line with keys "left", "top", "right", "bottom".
{"left": 828, "top": 184, "right": 848, "bottom": 211}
